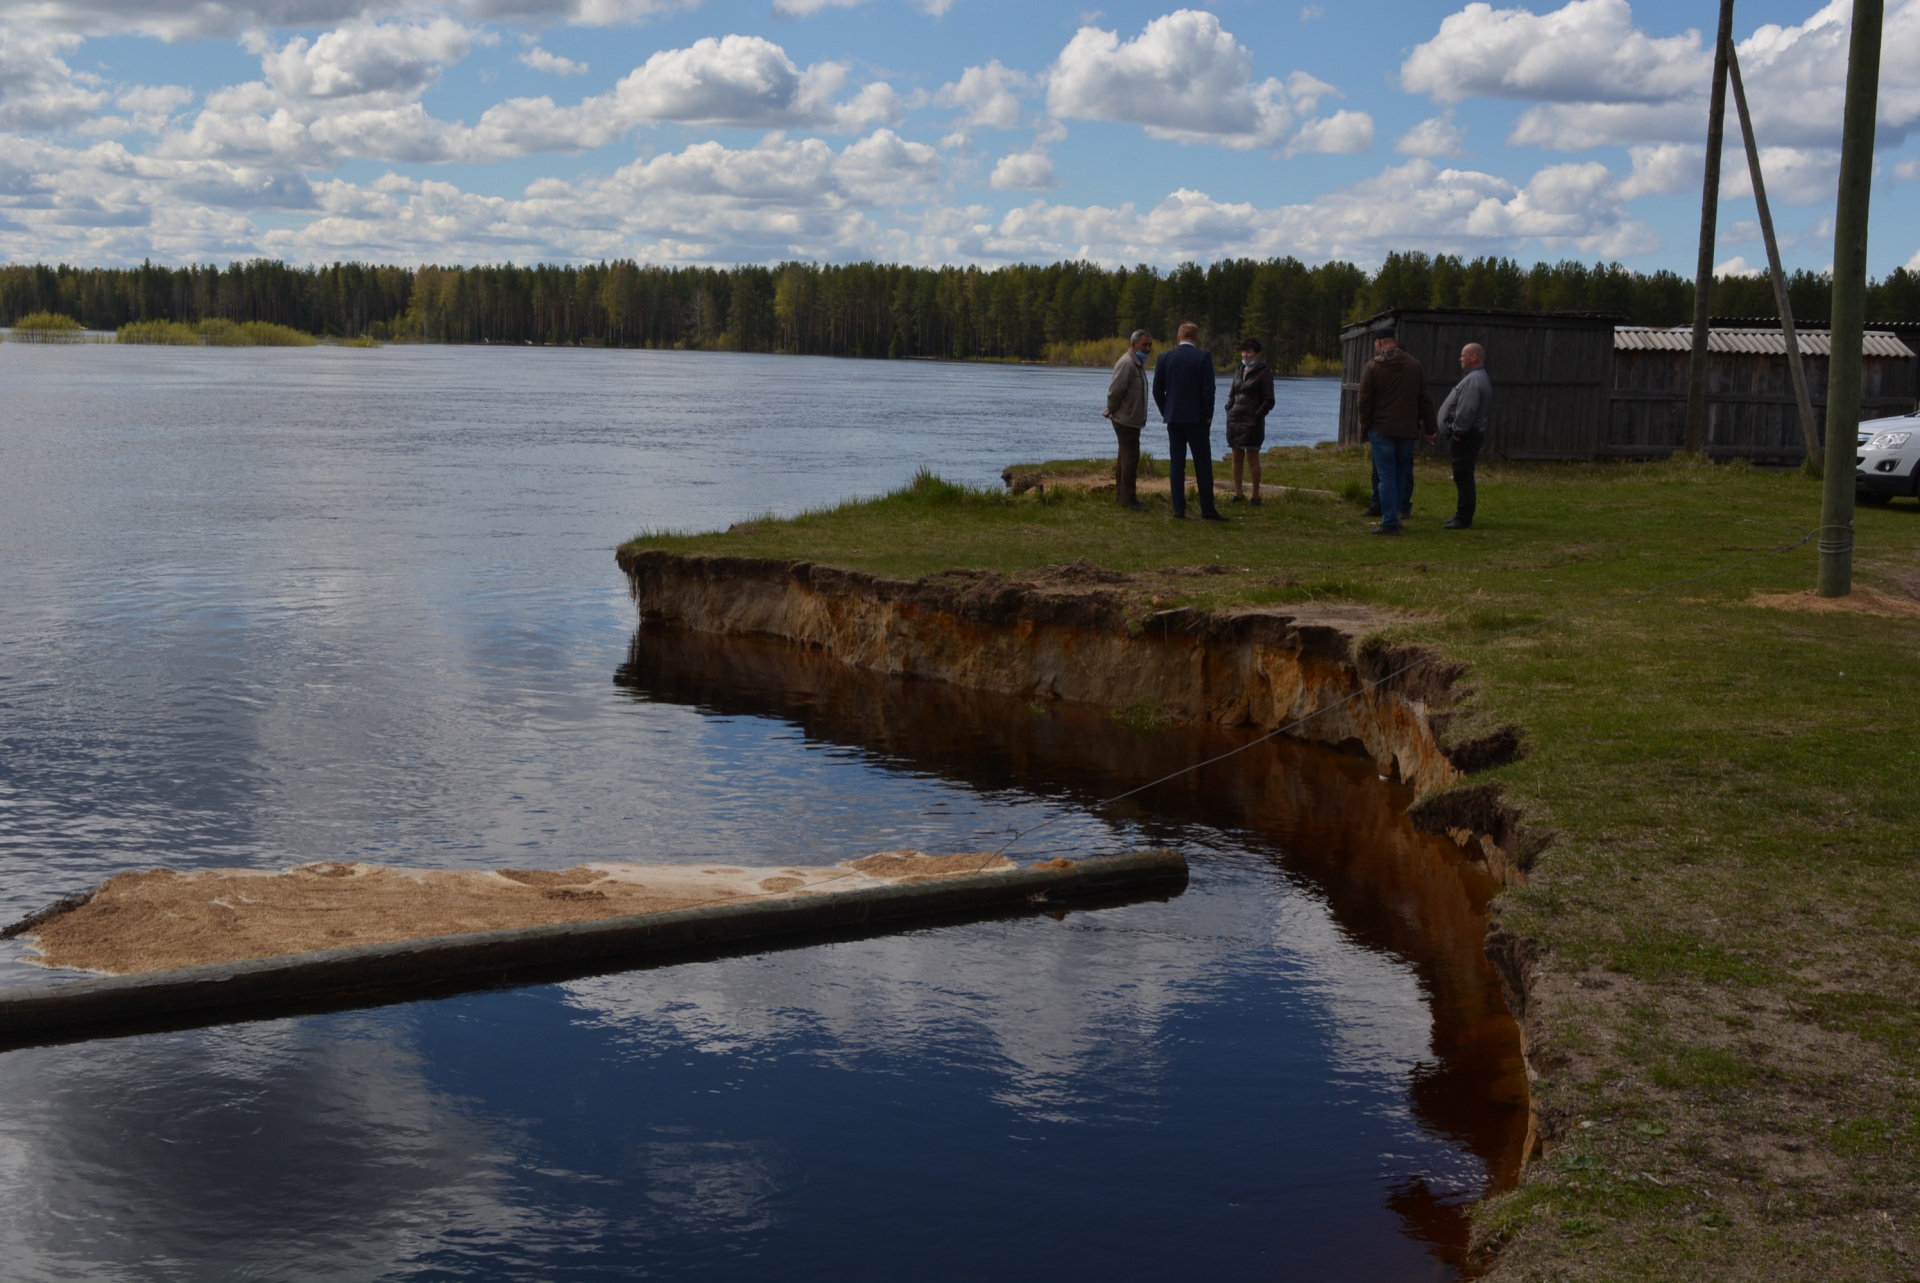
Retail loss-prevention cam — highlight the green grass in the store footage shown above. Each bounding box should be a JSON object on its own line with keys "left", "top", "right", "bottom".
{"left": 625, "top": 445, "right": 1920, "bottom": 1280}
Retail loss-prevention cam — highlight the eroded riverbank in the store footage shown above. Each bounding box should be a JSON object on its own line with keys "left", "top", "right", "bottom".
{"left": 617, "top": 551, "right": 1541, "bottom": 1264}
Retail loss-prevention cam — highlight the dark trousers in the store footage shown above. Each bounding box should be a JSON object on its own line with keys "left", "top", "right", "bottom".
{"left": 1112, "top": 422, "right": 1142, "bottom": 505}
{"left": 1450, "top": 429, "right": 1484, "bottom": 523}
{"left": 1166, "top": 421, "right": 1218, "bottom": 517}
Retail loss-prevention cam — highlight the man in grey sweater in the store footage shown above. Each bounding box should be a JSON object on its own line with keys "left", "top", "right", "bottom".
{"left": 1435, "top": 343, "right": 1491, "bottom": 529}
{"left": 1103, "top": 329, "right": 1153, "bottom": 510}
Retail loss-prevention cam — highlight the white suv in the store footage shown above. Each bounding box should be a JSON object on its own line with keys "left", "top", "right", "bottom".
{"left": 1857, "top": 408, "right": 1920, "bottom": 505}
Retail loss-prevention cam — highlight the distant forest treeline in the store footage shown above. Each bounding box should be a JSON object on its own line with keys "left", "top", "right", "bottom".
{"left": 3, "top": 254, "right": 1917, "bottom": 368}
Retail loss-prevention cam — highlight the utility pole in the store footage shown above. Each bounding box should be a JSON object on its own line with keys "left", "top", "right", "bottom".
{"left": 1684, "top": 0, "right": 1737, "bottom": 455}
{"left": 1818, "top": 0, "right": 1885, "bottom": 598}
{"left": 1726, "top": 42, "right": 1819, "bottom": 472}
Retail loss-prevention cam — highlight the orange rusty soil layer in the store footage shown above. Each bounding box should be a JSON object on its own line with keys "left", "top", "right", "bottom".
{"left": 15, "top": 851, "right": 1017, "bottom": 976}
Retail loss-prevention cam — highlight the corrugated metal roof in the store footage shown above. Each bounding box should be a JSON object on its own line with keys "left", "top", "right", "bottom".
{"left": 1614, "top": 326, "right": 1916, "bottom": 357}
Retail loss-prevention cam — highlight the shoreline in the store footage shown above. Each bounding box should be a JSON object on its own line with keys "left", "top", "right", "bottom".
{"left": 620, "top": 449, "right": 1920, "bottom": 1279}
{"left": 615, "top": 544, "right": 1542, "bottom": 1260}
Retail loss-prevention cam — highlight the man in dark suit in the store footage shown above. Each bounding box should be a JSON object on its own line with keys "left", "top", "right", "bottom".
{"left": 1151, "top": 321, "right": 1226, "bottom": 521}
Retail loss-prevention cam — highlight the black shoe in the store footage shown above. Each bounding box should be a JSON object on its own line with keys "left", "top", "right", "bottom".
{"left": 1122, "top": 500, "right": 1148, "bottom": 511}
{"left": 1170, "top": 510, "right": 1187, "bottom": 520}
{"left": 1363, "top": 506, "right": 1382, "bottom": 518}
{"left": 1399, "top": 506, "right": 1413, "bottom": 518}
{"left": 1370, "top": 522, "right": 1403, "bottom": 536}
{"left": 1442, "top": 517, "right": 1471, "bottom": 529}
{"left": 1248, "top": 496, "right": 1262, "bottom": 507}
{"left": 1200, "top": 511, "right": 1228, "bottom": 522}
{"left": 1228, "top": 493, "right": 1245, "bottom": 503}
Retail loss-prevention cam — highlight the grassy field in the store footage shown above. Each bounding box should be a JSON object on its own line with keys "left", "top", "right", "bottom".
{"left": 623, "top": 446, "right": 1920, "bottom": 1279}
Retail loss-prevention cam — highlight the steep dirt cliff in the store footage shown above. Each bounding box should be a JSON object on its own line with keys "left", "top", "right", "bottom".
{"left": 616, "top": 546, "right": 1546, "bottom": 1226}
{"left": 618, "top": 549, "right": 1526, "bottom": 803}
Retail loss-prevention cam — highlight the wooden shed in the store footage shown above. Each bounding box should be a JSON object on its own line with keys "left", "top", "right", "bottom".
{"left": 1339, "top": 308, "right": 1620, "bottom": 461}
{"left": 1608, "top": 327, "right": 1918, "bottom": 462}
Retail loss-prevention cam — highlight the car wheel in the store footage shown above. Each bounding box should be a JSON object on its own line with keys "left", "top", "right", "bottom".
{"left": 1858, "top": 489, "right": 1893, "bottom": 506}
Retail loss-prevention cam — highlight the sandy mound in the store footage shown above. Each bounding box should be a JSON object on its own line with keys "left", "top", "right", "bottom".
{"left": 1748, "top": 588, "right": 1920, "bottom": 619}
{"left": 10, "top": 850, "right": 1015, "bottom": 976}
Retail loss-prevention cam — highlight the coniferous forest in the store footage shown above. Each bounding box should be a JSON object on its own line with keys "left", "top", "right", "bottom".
{"left": 2, "top": 253, "right": 1916, "bottom": 370}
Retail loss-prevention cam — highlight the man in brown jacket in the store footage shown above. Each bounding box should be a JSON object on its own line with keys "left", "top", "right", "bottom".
{"left": 1103, "top": 329, "right": 1153, "bottom": 509}
{"left": 1354, "top": 326, "right": 1436, "bottom": 535}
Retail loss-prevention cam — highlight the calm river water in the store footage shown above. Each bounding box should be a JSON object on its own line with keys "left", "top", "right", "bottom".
{"left": 0, "top": 345, "right": 1521, "bottom": 1280}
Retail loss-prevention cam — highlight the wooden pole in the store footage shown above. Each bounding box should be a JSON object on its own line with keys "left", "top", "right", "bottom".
{"left": 0, "top": 851, "right": 1190, "bottom": 1048}
{"left": 1818, "top": 0, "right": 1884, "bottom": 598}
{"left": 1685, "top": 0, "right": 1738, "bottom": 455}
{"left": 1725, "top": 42, "right": 1821, "bottom": 473}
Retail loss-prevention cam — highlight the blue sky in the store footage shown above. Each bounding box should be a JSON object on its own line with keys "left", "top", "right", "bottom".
{"left": 0, "top": 0, "right": 1916, "bottom": 275}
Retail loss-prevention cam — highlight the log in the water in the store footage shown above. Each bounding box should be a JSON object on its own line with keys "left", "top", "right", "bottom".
{"left": 0, "top": 849, "right": 1187, "bottom": 1049}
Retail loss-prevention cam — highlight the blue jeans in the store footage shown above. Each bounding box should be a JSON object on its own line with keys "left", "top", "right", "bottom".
{"left": 1369, "top": 457, "right": 1414, "bottom": 514}
{"left": 1369, "top": 432, "right": 1416, "bottom": 527}
{"left": 1167, "top": 421, "right": 1219, "bottom": 517}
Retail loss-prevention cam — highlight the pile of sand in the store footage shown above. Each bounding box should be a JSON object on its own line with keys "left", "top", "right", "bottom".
{"left": 10, "top": 850, "right": 1014, "bottom": 976}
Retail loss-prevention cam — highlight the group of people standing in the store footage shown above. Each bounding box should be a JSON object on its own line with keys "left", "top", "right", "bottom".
{"left": 1103, "top": 322, "right": 1277, "bottom": 520}
{"left": 1104, "top": 320, "right": 1492, "bottom": 533}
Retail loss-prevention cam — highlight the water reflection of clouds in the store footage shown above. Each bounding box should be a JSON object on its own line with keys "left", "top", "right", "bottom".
{"left": 0, "top": 348, "right": 1458, "bottom": 1274}
{"left": 1265, "top": 891, "right": 1436, "bottom": 1089}
{"left": 558, "top": 859, "right": 1439, "bottom": 1132}
{"left": 0, "top": 1015, "right": 542, "bottom": 1281}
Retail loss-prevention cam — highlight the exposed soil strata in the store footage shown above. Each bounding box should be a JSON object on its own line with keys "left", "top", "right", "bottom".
{"left": 618, "top": 549, "right": 1528, "bottom": 802}
{"left": 616, "top": 547, "right": 1550, "bottom": 1223}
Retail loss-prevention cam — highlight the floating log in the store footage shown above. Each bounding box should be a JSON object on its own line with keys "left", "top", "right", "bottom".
{"left": 0, "top": 850, "right": 1187, "bottom": 1050}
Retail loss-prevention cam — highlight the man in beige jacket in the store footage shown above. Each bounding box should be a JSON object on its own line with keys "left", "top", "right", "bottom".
{"left": 1103, "top": 329, "right": 1153, "bottom": 510}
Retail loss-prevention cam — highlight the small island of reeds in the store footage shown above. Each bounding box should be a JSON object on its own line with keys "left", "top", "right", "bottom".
{"left": 117, "top": 318, "right": 324, "bottom": 347}
{"left": 6, "top": 311, "right": 95, "bottom": 343}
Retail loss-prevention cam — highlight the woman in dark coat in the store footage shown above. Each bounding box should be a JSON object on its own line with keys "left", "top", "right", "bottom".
{"left": 1225, "top": 338, "right": 1276, "bottom": 504}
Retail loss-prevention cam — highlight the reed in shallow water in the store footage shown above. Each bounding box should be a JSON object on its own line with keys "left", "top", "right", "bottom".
{"left": 8, "top": 311, "right": 92, "bottom": 343}
{"left": 117, "top": 318, "right": 321, "bottom": 346}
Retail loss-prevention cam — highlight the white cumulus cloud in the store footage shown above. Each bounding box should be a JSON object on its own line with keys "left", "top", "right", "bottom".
{"left": 0, "top": 29, "right": 109, "bottom": 130}
{"left": 0, "top": 0, "right": 698, "bottom": 39}
{"left": 251, "top": 18, "right": 484, "bottom": 101}
{"left": 990, "top": 148, "right": 1056, "bottom": 190}
{"left": 1289, "top": 109, "right": 1373, "bottom": 155}
{"left": 1046, "top": 9, "right": 1322, "bottom": 150}
{"left": 153, "top": 30, "right": 899, "bottom": 169}
{"left": 1396, "top": 116, "right": 1465, "bottom": 157}
{"left": 519, "top": 47, "right": 587, "bottom": 76}
{"left": 1614, "top": 141, "right": 1698, "bottom": 198}
{"left": 611, "top": 36, "right": 898, "bottom": 130}
{"left": 1401, "top": 0, "right": 1707, "bottom": 105}
{"left": 936, "top": 60, "right": 1029, "bottom": 130}
{"left": 1427, "top": 0, "right": 1920, "bottom": 166}
{"left": 917, "top": 155, "right": 1658, "bottom": 267}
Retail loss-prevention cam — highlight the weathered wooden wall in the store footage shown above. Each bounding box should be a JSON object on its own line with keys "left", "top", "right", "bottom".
{"left": 1608, "top": 348, "right": 1918, "bottom": 461}
{"left": 1338, "top": 309, "right": 1918, "bottom": 462}
{"left": 1340, "top": 309, "right": 1618, "bottom": 461}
